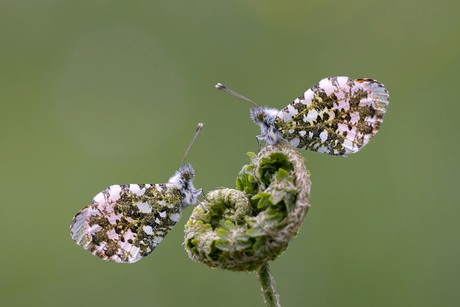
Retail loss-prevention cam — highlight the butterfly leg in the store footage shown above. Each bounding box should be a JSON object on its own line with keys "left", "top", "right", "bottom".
{"left": 199, "top": 189, "right": 210, "bottom": 202}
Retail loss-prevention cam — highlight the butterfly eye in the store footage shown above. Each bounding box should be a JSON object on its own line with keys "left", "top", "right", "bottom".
{"left": 257, "top": 113, "right": 266, "bottom": 121}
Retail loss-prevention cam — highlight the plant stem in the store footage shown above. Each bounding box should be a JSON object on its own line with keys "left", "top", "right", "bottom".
{"left": 257, "top": 262, "right": 281, "bottom": 307}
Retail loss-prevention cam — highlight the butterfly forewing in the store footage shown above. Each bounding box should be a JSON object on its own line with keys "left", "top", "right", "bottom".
{"left": 70, "top": 183, "right": 184, "bottom": 263}
{"left": 274, "top": 77, "right": 389, "bottom": 156}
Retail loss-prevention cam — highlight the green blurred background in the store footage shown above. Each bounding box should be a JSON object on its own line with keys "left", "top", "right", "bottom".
{"left": 1, "top": 1, "right": 459, "bottom": 306}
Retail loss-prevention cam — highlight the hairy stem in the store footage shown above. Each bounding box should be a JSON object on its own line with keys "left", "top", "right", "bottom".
{"left": 257, "top": 262, "right": 281, "bottom": 307}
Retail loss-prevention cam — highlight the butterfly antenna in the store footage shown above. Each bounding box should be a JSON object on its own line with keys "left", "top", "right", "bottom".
{"left": 182, "top": 123, "right": 204, "bottom": 165}
{"left": 215, "top": 83, "right": 258, "bottom": 107}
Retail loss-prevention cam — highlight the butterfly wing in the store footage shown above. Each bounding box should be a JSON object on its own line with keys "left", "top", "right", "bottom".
{"left": 274, "top": 77, "right": 389, "bottom": 156}
{"left": 70, "top": 183, "right": 184, "bottom": 263}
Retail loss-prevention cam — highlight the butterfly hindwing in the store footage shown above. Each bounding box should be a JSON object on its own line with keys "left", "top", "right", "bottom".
{"left": 274, "top": 77, "right": 389, "bottom": 156}
{"left": 70, "top": 124, "right": 203, "bottom": 263}
{"left": 70, "top": 183, "right": 184, "bottom": 263}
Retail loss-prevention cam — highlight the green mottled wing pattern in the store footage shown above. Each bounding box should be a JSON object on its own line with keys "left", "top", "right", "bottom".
{"left": 70, "top": 183, "right": 184, "bottom": 263}
{"left": 274, "top": 76, "right": 389, "bottom": 156}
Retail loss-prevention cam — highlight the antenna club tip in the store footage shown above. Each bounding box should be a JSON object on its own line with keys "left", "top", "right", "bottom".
{"left": 215, "top": 83, "right": 225, "bottom": 90}
{"left": 182, "top": 122, "right": 204, "bottom": 165}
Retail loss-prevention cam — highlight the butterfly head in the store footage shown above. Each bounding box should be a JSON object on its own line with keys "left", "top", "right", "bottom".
{"left": 250, "top": 106, "right": 284, "bottom": 145}
{"left": 169, "top": 164, "right": 201, "bottom": 207}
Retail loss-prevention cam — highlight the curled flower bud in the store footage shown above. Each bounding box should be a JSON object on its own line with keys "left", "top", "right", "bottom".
{"left": 184, "top": 144, "right": 311, "bottom": 271}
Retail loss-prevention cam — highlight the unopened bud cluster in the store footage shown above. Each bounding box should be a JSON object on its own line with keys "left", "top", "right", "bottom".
{"left": 184, "top": 144, "right": 311, "bottom": 271}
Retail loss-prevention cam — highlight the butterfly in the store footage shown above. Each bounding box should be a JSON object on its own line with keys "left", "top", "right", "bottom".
{"left": 216, "top": 76, "right": 389, "bottom": 156}
{"left": 70, "top": 123, "right": 203, "bottom": 263}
